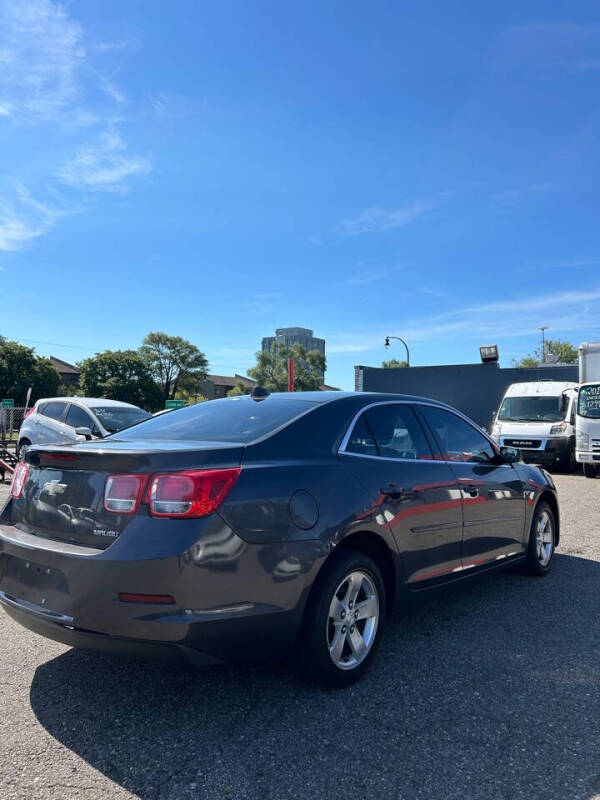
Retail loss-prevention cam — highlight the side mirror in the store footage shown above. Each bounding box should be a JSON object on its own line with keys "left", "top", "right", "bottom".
{"left": 75, "top": 426, "right": 93, "bottom": 441}
{"left": 498, "top": 445, "right": 520, "bottom": 464}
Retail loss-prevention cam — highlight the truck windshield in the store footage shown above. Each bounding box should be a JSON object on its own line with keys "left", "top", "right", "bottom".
{"left": 497, "top": 395, "right": 566, "bottom": 422}
{"left": 578, "top": 384, "right": 600, "bottom": 419}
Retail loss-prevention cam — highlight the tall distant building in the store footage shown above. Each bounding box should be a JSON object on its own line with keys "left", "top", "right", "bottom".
{"left": 261, "top": 327, "right": 326, "bottom": 377}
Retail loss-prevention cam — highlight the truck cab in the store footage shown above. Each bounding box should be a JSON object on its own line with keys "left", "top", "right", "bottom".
{"left": 491, "top": 380, "right": 578, "bottom": 470}
{"left": 576, "top": 342, "right": 600, "bottom": 478}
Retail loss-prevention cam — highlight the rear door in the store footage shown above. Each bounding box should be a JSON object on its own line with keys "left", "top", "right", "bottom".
{"left": 340, "top": 402, "right": 464, "bottom": 586}
{"left": 417, "top": 404, "right": 526, "bottom": 567}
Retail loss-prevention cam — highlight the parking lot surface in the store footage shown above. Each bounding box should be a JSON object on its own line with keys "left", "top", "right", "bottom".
{"left": 1, "top": 473, "right": 599, "bottom": 800}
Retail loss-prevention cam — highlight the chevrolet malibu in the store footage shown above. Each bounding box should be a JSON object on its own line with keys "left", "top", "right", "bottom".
{"left": 0, "top": 391, "right": 559, "bottom": 686}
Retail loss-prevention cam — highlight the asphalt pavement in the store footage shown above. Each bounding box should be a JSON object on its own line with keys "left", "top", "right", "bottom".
{"left": 1, "top": 472, "right": 599, "bottom": 800}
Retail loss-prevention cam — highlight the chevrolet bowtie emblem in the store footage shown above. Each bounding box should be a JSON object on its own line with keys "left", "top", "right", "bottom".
{"left": 42, "top": 480, "right": 67, "bottom": 496}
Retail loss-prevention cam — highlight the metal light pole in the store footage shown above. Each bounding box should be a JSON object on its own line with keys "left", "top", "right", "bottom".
{"left": 384, "top": 336, "right": 410, "bottom": 367}
{"left": 539, "top": 326, "right": 549, "bottom": 363}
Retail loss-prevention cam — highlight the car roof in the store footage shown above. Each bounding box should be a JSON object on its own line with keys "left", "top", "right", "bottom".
{"left": 36, "top": 397, "right": 142, "bottom": 409}
{"left": 504, "top": 381, "right": 578, "bottom": 397}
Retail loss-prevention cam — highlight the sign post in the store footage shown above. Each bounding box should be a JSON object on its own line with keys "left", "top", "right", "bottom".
{"left": 287, "top": 359, "right": 295, "bottom": 392}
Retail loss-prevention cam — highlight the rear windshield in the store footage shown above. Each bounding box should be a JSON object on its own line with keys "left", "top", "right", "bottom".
{"left": 93, "top": 406, "right": 152, "bottom": 433}
{"left": 109, "top": 395, "right": 321, "bottom": 443}
{"left": 498, "top": 395, "right": 567, "bottom": 423}
{"left": 578, "top": 384, "right": 600, "bottom": 419}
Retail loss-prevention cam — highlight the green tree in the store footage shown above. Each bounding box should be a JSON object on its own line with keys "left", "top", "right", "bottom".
{"left": 0, "top": 339, "right": 60, "bottom": 403}
{"left": 247, "top": 342, "right": 326, "bottom": 392}
{"left": 140, "top": 332, "right": 208, "bottom": 402}
{"left": 515, "top": 339, "right": 578, "bottom": 367}
{"left": 382, "top": 358, "right": 408, "bottom": 368}
{"left": 79, "top": 350, "right": 163, "bottom": 411}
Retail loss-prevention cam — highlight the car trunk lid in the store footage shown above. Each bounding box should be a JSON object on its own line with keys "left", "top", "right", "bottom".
{"left": 8, "top": 440, "right": 244, "bottom": 550}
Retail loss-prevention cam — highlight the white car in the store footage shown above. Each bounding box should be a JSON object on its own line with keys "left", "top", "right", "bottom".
{"left": 17, "top": 397, "right": 151, "bottom": 460}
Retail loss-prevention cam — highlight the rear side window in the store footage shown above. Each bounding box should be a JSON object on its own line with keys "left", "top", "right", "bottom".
{"left": 65, "top": 404, "right": 94, "bottom": 430}
{"left": 112, "top": 395, "right": 321, "bottom": 443}
{"left": 345, "top": 415, "right": 378, "bottom": 456}
{"left": 41, "top": 402, "right": 66, "bottom": 421}
{"left": 345, "top": 404, "right": 433, "bottom": 460}
{"left": 419, "top": 405, "right": 495, "bottom": 463}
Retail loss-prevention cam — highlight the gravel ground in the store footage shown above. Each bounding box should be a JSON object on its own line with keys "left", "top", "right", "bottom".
{"left": 1, "top": 473, "right": 599, "bottom": 800}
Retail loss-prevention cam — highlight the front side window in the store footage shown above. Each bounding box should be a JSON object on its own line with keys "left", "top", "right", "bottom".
{"left": 41, "top": 401, "right": 66, "bottom": 421}
{"left": 345, "top": 404, "right": 433, "bottom": 460}
{"left": 578, "top": 384, "right": 600, "bottom": 419}
{"left": 419, "top": 406, "right": 495, "bottom": 463}
{"left": 65, "top": 404, "right": 94, "bottom": 430}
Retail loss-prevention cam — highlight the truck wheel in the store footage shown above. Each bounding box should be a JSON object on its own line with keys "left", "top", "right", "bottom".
{"left": 583, "top": 464, "right": 598, "bottom": 479}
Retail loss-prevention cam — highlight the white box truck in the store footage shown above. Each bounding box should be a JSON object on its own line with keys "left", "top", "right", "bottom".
{"left": 576, "top": 342, "right": 600, "bottom": 478}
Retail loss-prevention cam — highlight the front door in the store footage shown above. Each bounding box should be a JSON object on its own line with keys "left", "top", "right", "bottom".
{"left": 340, "top": 403, "right": 464, "bottom": 585}
{"left": 417, "top": 404, "right": 526, "bottom": 568}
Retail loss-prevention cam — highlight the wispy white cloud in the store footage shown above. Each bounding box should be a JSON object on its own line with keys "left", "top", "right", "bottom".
{"left": 0, "top": 0, "right": 84, "bottom": 121}
{"left": 492, "top": 183, "right": 554, "bottom": 201}
{"left": 341, "top": 195, "right": 444, "bottom": 235}
{"left": 0, "top": 0, "right": 151, "bottom": 247}
{"left": 58, "top": 129, "right": 150, "bottom": 192}
{"left": 493, "top": 23, "right": 600, "bottom": 76}
{"left": 243, "top": 292, "right": 283, "bottom": 315}
{"left": 324, "top": 287, "right": 600, "bottom": 355}
{"left": 0, "top": 184, "right": 65, "bottom": 251}
{"left": 346, "top": 269, "right": 394, "bottom": 286}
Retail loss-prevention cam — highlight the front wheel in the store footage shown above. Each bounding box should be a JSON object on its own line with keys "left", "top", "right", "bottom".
{"left": 299, "top": 550, "right": 385, "bottom": 687}
{"left": 583, "top": 463, "right": 598, "bottom": 479}
{"left": 525, "top": 501, "right": 556, "bottom": 576}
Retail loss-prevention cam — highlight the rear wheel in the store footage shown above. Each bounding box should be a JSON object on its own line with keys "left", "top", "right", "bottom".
{"left": 583, "top": 464, "right": 598, "bottom": 478}
{"left": 299, "top": 550, "right": 385, "bottom": 687}
{"left": 525, "top": 501, "right": 556, "bottom": 576}
{"left": 17, "top": 439, "right": 30, "bottom": 462}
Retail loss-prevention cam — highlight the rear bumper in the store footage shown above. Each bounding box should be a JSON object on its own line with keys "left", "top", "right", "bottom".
{"left": 0, "top": 591, "right": 221, "bottom": 665}
{"left": 0, "top": 516, "right": 325, "bottom": 664}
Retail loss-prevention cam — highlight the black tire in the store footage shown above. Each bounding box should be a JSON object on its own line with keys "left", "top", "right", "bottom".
{"left": 299, "top": 549, "right": 386, "bottom": 688}
{"left": 17, "top": 439, "right": 30, "bottom": 462}
{"left": 583, "top": 463, "right": 598, "bottom": 479}
{"left": 561, "top": 443, "right": 576, "bottom": 472}
{"left": 525, "top": 501, "right": 556, "bottom": 577}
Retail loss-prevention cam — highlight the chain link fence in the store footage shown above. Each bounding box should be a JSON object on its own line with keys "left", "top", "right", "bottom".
{"left": 0, "top": 407, "right": 26, "bottom": 450}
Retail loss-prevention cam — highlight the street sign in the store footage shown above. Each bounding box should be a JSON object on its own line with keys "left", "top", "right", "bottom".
{"left": 1, "top": 399, "right": 14, "bottom": 408}
{"left": 165, "top": 399, "right": 184, "bottom": 409}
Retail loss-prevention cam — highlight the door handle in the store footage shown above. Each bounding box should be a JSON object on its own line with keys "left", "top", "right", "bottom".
{"left": 461, "top": 484, "right": 479, "bottom": 497}
{"left": 380, "top": 483, "right": 414, "bottom": 500}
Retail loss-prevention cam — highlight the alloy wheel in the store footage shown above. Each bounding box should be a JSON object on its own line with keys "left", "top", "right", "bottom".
{"left": 535, "top": 510, "right": 554, "bottom": 567}
{"left": 327, "top": 570, "right": 379, "bottom": 670}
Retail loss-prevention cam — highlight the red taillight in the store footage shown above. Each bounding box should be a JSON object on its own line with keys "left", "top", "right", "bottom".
{"left": 104, "top": 474, "right": 147, "bottom": 514}
{"left": 25, "top": 408, "right": 35, "bottom": 418}
{"left": 10, "top": 462, "right": 29, "bottom": 498}
{"left": 148, "top": 468, "right": 241, "bottom": 518}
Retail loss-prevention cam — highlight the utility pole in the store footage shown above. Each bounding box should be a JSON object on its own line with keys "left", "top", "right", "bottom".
{"left": 539, "top": 326, "right": 549, "bottom": 363}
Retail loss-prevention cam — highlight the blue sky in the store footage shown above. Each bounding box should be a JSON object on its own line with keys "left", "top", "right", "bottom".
{"left": 1, "top": 0, "right": 600, "bottom": 390}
